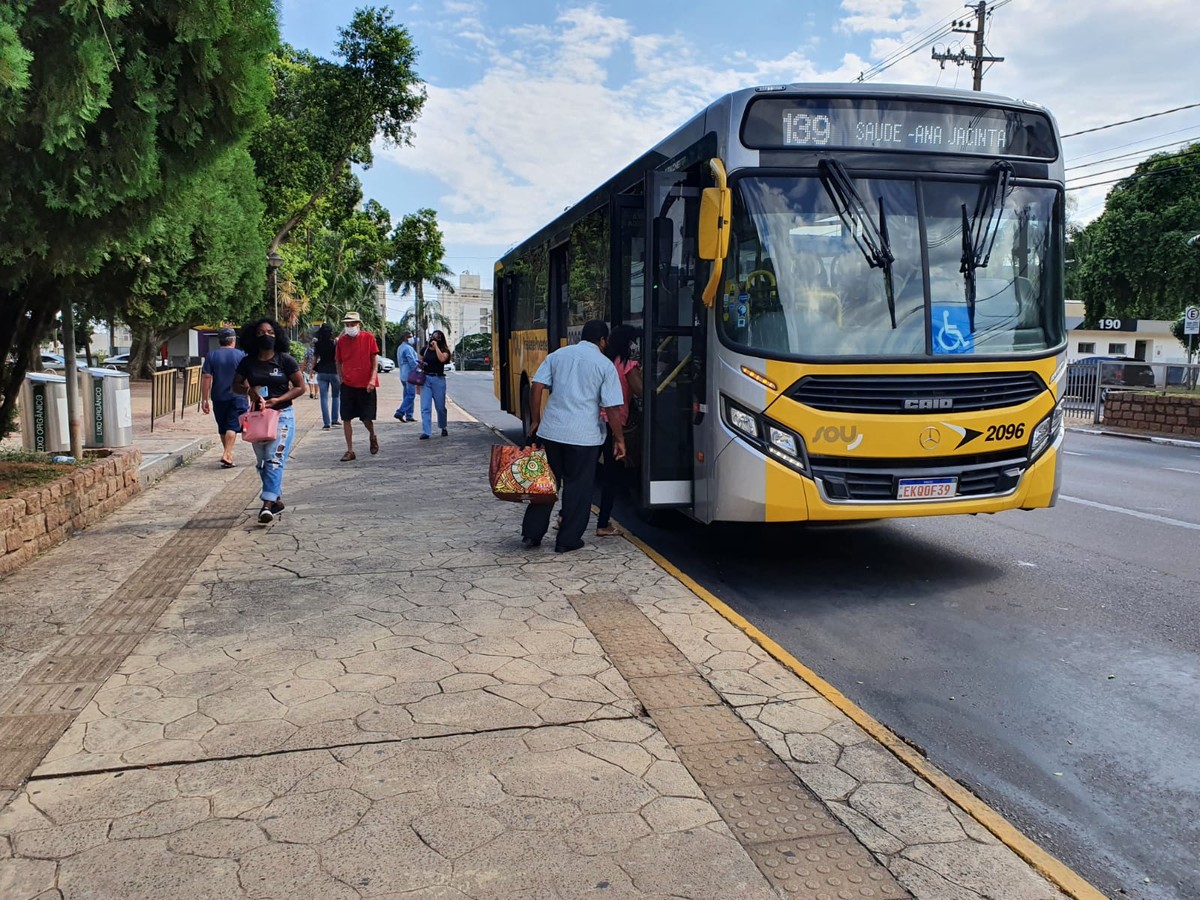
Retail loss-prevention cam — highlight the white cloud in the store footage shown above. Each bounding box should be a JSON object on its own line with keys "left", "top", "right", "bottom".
{"left": 374, "top": 0, "right": 1200, "bottom": 268}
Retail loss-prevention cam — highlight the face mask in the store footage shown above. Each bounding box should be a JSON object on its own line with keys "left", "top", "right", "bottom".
{"left": 345, "top": 326, "right": 360, "bottom": 338}
{"left": 256, "top": 334, "right": 275, "bottom": 352}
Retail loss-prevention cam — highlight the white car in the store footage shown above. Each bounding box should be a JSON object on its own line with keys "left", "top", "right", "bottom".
{"left": 444, "top": 361, "right": 455, "bottom": 373}
{"left": 377, "top": 357, "right": 396, "bottom": 373}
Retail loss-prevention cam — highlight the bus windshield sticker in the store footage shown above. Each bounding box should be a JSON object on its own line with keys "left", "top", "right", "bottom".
{"left": 932, "top": 307, "right": 974, "bottom": 354}
{"left": 743, "top": 97, "right": 1058, "bottom": 159}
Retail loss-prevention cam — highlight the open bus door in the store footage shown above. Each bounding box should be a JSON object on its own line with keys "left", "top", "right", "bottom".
{"left": 641, "top": 170, "right": 701, "bottom": 512}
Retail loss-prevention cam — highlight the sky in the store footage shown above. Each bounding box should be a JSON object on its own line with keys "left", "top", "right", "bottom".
{"left": 279, "top": 0, "right": 1200, "bottom": 299}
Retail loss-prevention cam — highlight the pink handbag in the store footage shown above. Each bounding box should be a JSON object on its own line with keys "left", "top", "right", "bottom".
{"left": 240, "top": 406, "right": 280, "bottom": 443}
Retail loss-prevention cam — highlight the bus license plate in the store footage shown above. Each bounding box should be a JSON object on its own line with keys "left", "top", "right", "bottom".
{"left": 897, "top": 477, "right": 957, "bottom": 500}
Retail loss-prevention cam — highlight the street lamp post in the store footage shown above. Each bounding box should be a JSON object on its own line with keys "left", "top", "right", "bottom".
{"left": 267, "top": 251, "right": 283, "bottom": 324}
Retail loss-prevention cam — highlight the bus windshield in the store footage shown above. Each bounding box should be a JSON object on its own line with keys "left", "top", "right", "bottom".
{"left": 720, "top": 174, "right": 1063, "bottom": 358}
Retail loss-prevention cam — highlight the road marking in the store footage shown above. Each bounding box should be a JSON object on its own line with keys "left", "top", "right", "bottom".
{"left": 1063, "top": 450, "right": 1088, "bottom": 457}
{"left": 1060, "top": 495, "right": 1200, "bottom": 531}
{"left": 615, "top": 524, "right": 1105, "bottom": 900}
{"left": 1163, "top": 467, "right": 1200, "bottom": 476}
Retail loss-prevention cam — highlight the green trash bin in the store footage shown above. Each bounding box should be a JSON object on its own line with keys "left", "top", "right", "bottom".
{"left": 82, "top": 367, "right": 134, "bottom": 448}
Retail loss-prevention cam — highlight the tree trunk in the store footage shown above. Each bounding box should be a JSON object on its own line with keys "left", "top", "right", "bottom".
{"left": 416, "top": 282, "right": 427, "bottom": 346}
{"left": 129, "top": 329, "right": 163, "bottom": 380}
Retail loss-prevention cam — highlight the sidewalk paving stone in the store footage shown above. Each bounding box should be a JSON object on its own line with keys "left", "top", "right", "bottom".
{"left": 0, "top": 381, "right": 1069, "bottom": 898}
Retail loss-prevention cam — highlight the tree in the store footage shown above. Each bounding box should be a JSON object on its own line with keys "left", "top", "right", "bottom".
{"left": 1072, "top": 144, "right": 1200, "bottom": 324}
{"left": 0, "top": 0, "right": 277, "bottom": 432}
{"left": 388, "top": 208, "right": 455, "bottom": 343}
{"left": 106, "top": 148, "right": 267, "bottom": 376}
{"left": 252, "top": 7, "right": 425, "bottom": 255}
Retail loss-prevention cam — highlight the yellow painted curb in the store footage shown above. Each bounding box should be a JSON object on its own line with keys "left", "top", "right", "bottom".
{"left": 616, "top": 524, "right": 1106, "bottom": 900}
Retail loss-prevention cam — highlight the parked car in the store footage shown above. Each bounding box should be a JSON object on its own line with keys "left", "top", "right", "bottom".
{"left": 444, "top": 361, "right": 455, "bottom": 373}
{"left": 1065, "top": 356, "right": 1155, "bottom": 398}
{"left": 103, "top": 353, "right": 133, "bottom": 371}
{"left": 377, "top": 356, "right": 395, "bottom": 373}
{"left": 38, "top": 352, "right": 89, "bottom": 371}
{"left": 461, "top": 351, "right": 491, "bottom": 371}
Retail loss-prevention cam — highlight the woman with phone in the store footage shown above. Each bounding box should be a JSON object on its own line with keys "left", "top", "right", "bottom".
{"left": 233, "top": 318, "right": 305, "bottom": 523}
{"left": 418, "top": 330, "right": 452, "bottom": 440}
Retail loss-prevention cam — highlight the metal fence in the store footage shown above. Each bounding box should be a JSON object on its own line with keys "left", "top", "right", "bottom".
{"left": 1061, "top": 360, "right": 1200, "bottom": 425}
{"left": 180, "top": 365, "right": 203, "bottom": 417}
{"left": 150, "top": 368, "right": 178, "bottom": 432}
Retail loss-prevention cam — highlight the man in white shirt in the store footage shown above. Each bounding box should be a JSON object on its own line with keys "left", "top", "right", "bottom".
{"left": 524, "top": 320, "right": 626, "bottom": 553}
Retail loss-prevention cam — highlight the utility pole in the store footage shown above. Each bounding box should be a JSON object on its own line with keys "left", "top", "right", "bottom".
{"left": 932, "top": 1, "right": 1004, "bottom": 91}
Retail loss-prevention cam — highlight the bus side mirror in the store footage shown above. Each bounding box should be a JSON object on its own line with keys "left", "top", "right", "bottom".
{"left": 698, "top": 187, "right": 731, "bottom": 261}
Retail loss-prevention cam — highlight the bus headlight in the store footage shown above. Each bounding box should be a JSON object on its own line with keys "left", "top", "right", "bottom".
{"left": 769, "top": 426, "right": 797, "bottom": 457}
{"left": 727, "top": 405, "right": 759, "bottom": 439}
{"left": 1029, "top": 402, "right": 1064, "bottom": 459}
{"left": 722, "top": 397, "right": 808, "bottom": 474}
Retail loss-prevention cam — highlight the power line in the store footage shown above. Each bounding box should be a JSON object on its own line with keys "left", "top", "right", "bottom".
{"left": 857, "top": 4, "right": 962, "bottom": 82}
{"left": 1066, "top": 139, "right": 1200, "bottom": 173}
{"left": 1067, "top": 122, "right": 1200, "bottom": 164}
{"left": 1061, "top": 102, "right": 1200, "bottom": 138}
{"left": 1066, "top": 161, "right": 1200, "bottom": 192}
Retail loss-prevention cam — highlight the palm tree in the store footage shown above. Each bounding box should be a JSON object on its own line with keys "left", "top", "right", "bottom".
{"left": 387, "top": 208, "right": 455, "bottom": 345}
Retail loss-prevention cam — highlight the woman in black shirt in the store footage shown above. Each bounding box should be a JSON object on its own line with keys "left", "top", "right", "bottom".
{"left": 312, "top": 323, "right": 340, "bottom": 428}
{"left": 419, "top": 330, "right": 451, "bottom": 439}
{"left": 233, "top": 318, "right": 304, "bottom": 523}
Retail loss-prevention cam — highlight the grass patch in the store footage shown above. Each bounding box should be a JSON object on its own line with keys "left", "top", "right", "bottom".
{"left": 0, "top": 450, "right": 78, "bottom": 500}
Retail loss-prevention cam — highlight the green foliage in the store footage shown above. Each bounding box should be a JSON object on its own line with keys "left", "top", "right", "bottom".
{"left": 1072, "top": 144, "right": 1200, "bottom": 323}
{"left": 252, "top": 7, "right": 425, "bottom": 250}
{"left": 0, "top": 0, "right": 277, "bottom": 433}
{"left": 455, "top": 332, "right": 491, "bottom": 355}
{"left": 387, "top": 208, "right": 454, "bottom": 342}
{"left": 79, "top": 148, "right": 267, "bottom": 377}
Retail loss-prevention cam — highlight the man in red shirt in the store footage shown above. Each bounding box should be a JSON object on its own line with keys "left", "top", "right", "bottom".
{"left": 334, "top": 311, "right": 381, "bottom": 461}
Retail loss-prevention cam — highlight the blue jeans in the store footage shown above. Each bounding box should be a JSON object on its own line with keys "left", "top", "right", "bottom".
{"left": 421, "top": 375, "right": 447, "bottom": 435}
{"left": 252, "top": 406, "right": 295, "bottom": 502}
{"left": 397, "top": 380, "right": 416, "bottom": 419}
{"left": 317, "top": 372, "right": 340, "bottom": 426}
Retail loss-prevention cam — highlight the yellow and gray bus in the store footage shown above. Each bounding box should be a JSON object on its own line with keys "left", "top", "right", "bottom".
{"left": 494, "top": 83, "right": 1066, "bottom": 523}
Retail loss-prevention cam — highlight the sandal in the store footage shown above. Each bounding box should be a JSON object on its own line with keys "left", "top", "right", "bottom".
{"left": 595, "top": 526, "right": 624, "bottom": 537}
{"left": 340, "top": 450, "right": 356, "bottom": 462}
{"left": 220, "top": 459, "right": 235, "bottom": 469}
{"left": 369, "top": 435, "right": 379, "bottom": 455}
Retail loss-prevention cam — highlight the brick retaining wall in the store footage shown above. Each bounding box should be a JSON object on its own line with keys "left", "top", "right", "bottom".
{"left": 0, "top": 448, "right": 142, "bottom": 577}
{"left": 1104, "top": 393, "right": 1200, "bottom": 438}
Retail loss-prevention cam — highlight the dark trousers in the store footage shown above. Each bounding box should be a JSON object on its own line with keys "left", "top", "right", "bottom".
{"left": 522, "top": 438, "right": 598, "bottom": 550}
{"left": 596, "top": 429, "right": 623, "bottom": 529}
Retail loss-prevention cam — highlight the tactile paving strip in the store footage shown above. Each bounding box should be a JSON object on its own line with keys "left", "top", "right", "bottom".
{"left": 652, "top": 704, "right": 755, "bottom": 746}
{"left": 747, "top": 836, "right": 909, "bottom": 899}
{"left": 568, "top": 592, "right": 910, "bottom": 900}
{"left": 626, "top": 674, "right": 722, "bottom": 710}
{"left": 708, "top": 783, "right": 845, "bottom": 843}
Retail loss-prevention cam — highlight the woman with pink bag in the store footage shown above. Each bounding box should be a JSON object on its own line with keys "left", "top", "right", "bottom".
{"left": 233, "top": 318, "right": 305, "bottom": 524}
{"left": 595, "top": 325, "right": 643, "bottom": 537}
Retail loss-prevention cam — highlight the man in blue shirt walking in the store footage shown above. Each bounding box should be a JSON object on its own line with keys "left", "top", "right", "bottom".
{"left": 393, "top": 330, "right": 419, "bottom": 423}
{"left": 200, "top": 327, "right": 248, "bottom": 468}
{"left": 524, "top": 320, "right": 626, "bottom": 553}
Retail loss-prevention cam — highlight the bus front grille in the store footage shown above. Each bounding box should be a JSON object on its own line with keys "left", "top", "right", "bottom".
{"left": 786, "top": 372, "right": 1045, "bottom": 414}
{"left": 810, "top": 452, "right": 1027, "bottom": 502}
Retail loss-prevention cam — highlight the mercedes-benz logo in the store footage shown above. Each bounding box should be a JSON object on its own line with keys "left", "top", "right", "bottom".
{"left": 919, "top": 426, "right": 941, "bottom": 450}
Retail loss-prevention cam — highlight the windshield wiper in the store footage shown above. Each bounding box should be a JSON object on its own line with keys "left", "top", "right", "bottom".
{"left": 960, "top": 161, "right": 1013, "bottom": 331}
{"left": 819, "top": 159, "right": 897, "bottom": 328}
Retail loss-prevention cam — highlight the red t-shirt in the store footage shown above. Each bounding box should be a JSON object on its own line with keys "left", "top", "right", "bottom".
{"left": 335, "top": 332, "right": 379, "bottom": 388}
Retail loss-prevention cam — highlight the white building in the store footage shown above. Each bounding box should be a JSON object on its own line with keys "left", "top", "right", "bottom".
{"left": 1065, "top": 299, "right": 1189, "bottom": 363}
{"left": 437, "top": 271, "right": 492, "bottom": 347}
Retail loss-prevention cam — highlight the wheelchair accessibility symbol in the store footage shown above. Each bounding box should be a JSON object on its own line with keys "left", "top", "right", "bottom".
{"left": 933, "top": 307, "right": 974, "bottom": 355}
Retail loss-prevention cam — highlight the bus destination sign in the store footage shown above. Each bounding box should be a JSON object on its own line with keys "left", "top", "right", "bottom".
{"left": 743, "top": 97, "right": 1058, "bottom": 160}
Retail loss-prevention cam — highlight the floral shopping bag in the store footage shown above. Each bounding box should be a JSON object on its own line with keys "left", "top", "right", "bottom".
{"left": 489, "top": 444, "right": 558, "bottom": 504}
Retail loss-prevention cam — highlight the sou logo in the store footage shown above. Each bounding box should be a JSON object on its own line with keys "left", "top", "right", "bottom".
{"left": 813, "top": 425, "right": 863, "bottom": 450}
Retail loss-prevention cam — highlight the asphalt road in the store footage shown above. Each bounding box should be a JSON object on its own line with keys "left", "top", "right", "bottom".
{"left": 450, "top": 372, "right": 1200, "bottom": 900}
